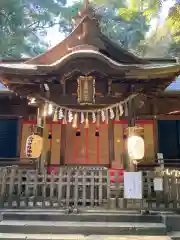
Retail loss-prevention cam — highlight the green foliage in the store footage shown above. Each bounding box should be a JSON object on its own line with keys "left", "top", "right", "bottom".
{"left": 0, "top": 0, "right": 67, "bottom": 58}
{"left": 93, "top": 0, "right": 150, "bottom": 55}
{"left": 167, "top": 4, "right": 180, "bottom": 42}
{"left": 1, "top": 0, "right": 179, "bottom": 59}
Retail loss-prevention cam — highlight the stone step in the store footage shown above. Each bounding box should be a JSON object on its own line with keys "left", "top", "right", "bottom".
{"left": 163, "top": 215, "right": 180, "bottom": 231}
{"left": 0, "top": 209, "right": 173, "bottom": 215}
{"left": 0, "top": 220, "right": 167, "bottom": 235}
{"left": 169, "top": 232, "right": 180, "bottom": 240}
{"left": 2, "top": 212, "right": 162, "bottom": 223}
{"left": 0, "top": 233, "right": 86, "bottom": 240}
{"left": 0, "top": 233, "right": 170, "bottom": 240}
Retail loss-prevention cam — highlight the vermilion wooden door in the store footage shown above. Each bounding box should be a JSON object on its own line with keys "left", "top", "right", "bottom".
{"left": 64, "top": 123, "right": 109, "bottom": 165}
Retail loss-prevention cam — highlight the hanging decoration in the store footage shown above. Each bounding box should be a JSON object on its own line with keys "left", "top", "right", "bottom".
{"left": 25, "top": 134, "right": 43, "bottom": 158}
{"left": 76, "top": 128, "right": 81, "bottom": 136}
{"left": 33, "top": 93, "right": 139, "bottom": 126}
{"left": 28, "top": 97, "right": 36, "bottom": 105}
{"left": 92, "top": 112, "right": 96, "bottom": 123}
{"left": 125, "top": 103, "right": 128, "bottom": 117}
{"left": 43, "top": 102, "right": 49, "bottom": 117}
{"left": 68, "top": 110, "right": 73, "bottom": 123}
{"left": 105, "top": 110, "right": 108, "bottom": 124}
{"left": 101, "top": 110, "right": 105, "bottom": 122}
{"left": 72, "top": 113, "right": 78, "bottom": 128}
{"left": 48, "top": 103, "right": 53, "bottom": 115}
{"left": 95, "top": 127, "right": 99, "bottom": 137}
{"left": 110, "top": 108, "right": 115, "bottom": 119}
{"left": 62, "top": 110, "right": 67, "bottom": 124}
{"left": 119, "top": 104, "right": 124, "bottom": 116}
{"left": 53, "top": 108, "right": 58, "bottom": 121}
{"left": 80, "top": 112, "right": 85, "bottom": 124}
{"left": 58, "top": 108, "right": 64, "bottom": 120}
{"left": 37, "top": 108, "right": 42, "bottom": 126}
{"left": 115, "top": 106, "right": 119, "bottom": 121}
{"left": 48, "top": 131, "right": 52, "bottom": 140}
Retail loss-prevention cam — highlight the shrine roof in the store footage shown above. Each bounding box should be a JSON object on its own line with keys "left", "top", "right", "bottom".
{"left": 0, "top": 50, "right": 179, "bottom": 80}
{"left": 0, "top": 0, "right": 179, "bottom": 78}
{"left": 0, "top": 0, "right": 180, "bottom": 103}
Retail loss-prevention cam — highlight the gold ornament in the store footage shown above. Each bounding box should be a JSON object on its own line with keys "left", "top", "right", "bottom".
{"left": 77, "top": 76, "right": 95, "bottom": 105}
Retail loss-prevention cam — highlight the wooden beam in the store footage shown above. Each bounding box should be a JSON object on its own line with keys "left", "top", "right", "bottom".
{"left": 108, "top": 120, "right": 114, "bottom": 166}
{"left": 152, "top": 101, "right": 159, "bottom": 156}
{"left": 37, "top": 94, "right": 127, "bottom": 106}
{"left": 60, "top": 124, "right": 66, "bottom": 165}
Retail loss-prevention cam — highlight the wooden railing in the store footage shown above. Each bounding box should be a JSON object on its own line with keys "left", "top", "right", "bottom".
{"left": 0, "top": 166, "right": 180, "bottom": 210}
{"left": 0, "top": 158, "right": 38, "bottom": 169}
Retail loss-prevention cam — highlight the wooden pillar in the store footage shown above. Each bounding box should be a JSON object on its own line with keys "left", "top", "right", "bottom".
{"left": 16, "top": 117, "right": 23, "bottom": 158}
{"left": 60, "top": 123, "right": 66, "bottom": 165}
{"left": 127, "top": 85, "right": 136, "bottom": 171}
{"left": 153, "top": 102, "right": 159, "bottom": 157}
{"left": 108, "top": 120, "right": 114, "bottom": 167}
{"left": 39, "top": 104, "right": 49, "bottom": 172}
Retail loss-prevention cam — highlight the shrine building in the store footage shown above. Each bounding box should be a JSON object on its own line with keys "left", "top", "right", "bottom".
{"left": 0, "top": 0, "right": 180, "bottom": 169}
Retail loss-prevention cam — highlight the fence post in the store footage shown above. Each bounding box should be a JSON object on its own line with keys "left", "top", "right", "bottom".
{"left": 33, "top": 169, "right": 38, "bottom": 207}
{"left": 163, "top": 174, "right": 169, "bottom": 208}
{"left": 57, "top": 168, "right": 63, "bottom": 208}
{"left": 98, "top": 170, "right": 103, "bottom": 206}
{"left": 66, "top": 169, "right": 71, "bottom": 207}
{"left": 50, "top": 171, "right": 55, "bottom": 207}
{"left": 8, "top": 167, "right": 17, "bottom": 208}
{"left": 90, "top": 171, "right": 95, "bottom": 207}
{"left": 0, "top": 168, "right": 8, "bottom": 208}
{"left": 74, "top": 170, "right": 79, "bottom": 208}
{"left": 171, "top": 175, "right": 178, "bottom": 209}
{"left": 82, "top": 169, "right": 86, "bottom": 207}
{"left": 147, "top": 172, "right": 152, "bottom": 210}
{"left": 106, "top": 170, "right": 110, "bottom": 208}
{"left": 25, "top": 170, "right": 30, "bottom": 207}
{"left": 42, "top": 170, "right": 47, "bottom": 208}
{"left": 115, "top": 170, "right": 119, "bottom": 208}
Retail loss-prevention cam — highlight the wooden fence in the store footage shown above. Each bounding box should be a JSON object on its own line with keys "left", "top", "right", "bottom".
{"left": 0, "top": 166, "right": 180, "bottom": 210}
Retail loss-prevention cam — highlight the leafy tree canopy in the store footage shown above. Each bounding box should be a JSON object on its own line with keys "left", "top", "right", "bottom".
{"left": 0, "top": 0, "right": 67, "bottom": 58}
{"left": 0, "top": 0, "right": 179, "bottom": 59}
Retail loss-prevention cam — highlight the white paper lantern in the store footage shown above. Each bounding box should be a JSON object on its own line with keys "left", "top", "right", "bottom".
{"left": 127, "top": 135, "right": 145, "bottom": 160}
{"left": 25, "top": 134, "right": 43, "bottom": 158}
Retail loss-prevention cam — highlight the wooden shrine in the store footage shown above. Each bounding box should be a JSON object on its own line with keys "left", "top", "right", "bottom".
{"left": 0, "top": 0, "right": 180, "bottom": 169}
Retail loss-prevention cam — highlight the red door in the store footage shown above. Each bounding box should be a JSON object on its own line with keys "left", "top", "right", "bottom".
{"left": 64, "top": 123, "right": 109, "bottom": 165}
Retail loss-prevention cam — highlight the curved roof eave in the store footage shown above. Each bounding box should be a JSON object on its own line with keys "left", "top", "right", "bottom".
{"left": 0, "top": 50, "right": 179, "bottom": 77}
{"left": 99, "top": 33, "right": 149, "bottom": 64}
{"left": 26, "top": 15, "right": 90, "bottom": 65}
{"left": 24, "top": 14, "right": 149, "bottom": 65}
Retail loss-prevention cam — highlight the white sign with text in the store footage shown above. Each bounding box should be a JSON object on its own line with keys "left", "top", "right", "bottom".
{"left": 153, "top": 178, "right": 163, "bottom": 191}
{"left": 124, "top": 172, "right": 142, "bottom": 199}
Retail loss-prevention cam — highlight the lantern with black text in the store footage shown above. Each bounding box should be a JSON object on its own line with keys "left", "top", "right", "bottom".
{"left": 77, "top": 76, "right": 95, "bottom": 104}
{"left": 25, "top": 134, "right": 43, "bottom": 158}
